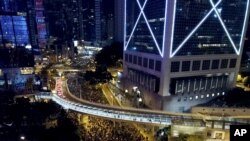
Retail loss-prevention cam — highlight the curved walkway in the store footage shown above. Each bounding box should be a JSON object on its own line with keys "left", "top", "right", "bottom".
{"left": 37, "top": 79, "right": 250, "bottom": 127}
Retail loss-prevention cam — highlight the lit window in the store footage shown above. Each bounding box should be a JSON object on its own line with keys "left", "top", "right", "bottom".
{"left": 201, "top": 95, "right": 204, "bottom": 99}
{"left": 222, "top": 92, "right": 225, "bottom": 95}
{"left": 212, "top": 93, "right": 215, "bottom": 97}
{"left": 195, "top": 96, "right": 198, "bottom": 99}
{"left": 189, "top": 97, "right": 193, "bottom": 100}
{"left": 217, "top": 93, "right": 220, "bottom": 96}
{"left": 206, "top": 94, "right": 210, "bottom": 98}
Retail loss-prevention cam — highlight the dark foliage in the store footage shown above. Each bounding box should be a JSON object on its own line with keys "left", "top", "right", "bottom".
{"left": 0, "top": 93, "right": 80, "bottom": 141}
{"left": 85, "top": 65, "right": 112, "bottom": 84}
{"left": 95, "top": 42, "right": 123, "bottom": 67}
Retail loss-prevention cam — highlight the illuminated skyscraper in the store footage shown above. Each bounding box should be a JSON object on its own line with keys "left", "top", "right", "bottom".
{"left": 0, "top": 0, "right": 48, "bottom": 50}
{"left": 0, "top": 13, "right": 30, "bottom": 48}
{"left": 123, "top": 0, "right": 250, "bottom": 112}
{"left": 34, "top": 0, "right": 47, "bottom": 49}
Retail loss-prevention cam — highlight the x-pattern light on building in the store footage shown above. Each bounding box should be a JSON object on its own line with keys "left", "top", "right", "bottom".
{"left": 170, "top": 0, "right": 250, "bottom": 58}
{"left": 124, "top": 0, "right": 165, "bottom": 57}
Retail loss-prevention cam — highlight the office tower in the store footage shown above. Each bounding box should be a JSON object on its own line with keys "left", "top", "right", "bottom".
{"left": 102, "top": 0, "right": 114, "bottom": 44}
{"left": 0, "top": 13, "right": 30, "bottom": 48}
{"left": 0, "top": 1, "right": 36, "bottom": 91}
{"left": 82, "top": 0, "right": 114, "bottom": 46}
{"left": 114, "top": 0, "right": 124, "bottom": 42}
{"left": 27, "top": 0, "right": 39, "bottom": 49}
{"left": 0, "top": 0, "right": 48, "bottom": 50}
{"left": 95, "top": 0, "right": 101, "bottom": 44}
{"left": 64, "top": 0, "right": 84, "bottom": 41}
{"left": 34, "top": 0, "right": 47, "bottom": 49}
{"left": 0, "top": 0, "right": 27, "bottom": 12}
{"left": 82, "top": 0, "right": 95, "bottom": 43}
{"left": 123, "top": 0, "right": 250, "bottom": 112}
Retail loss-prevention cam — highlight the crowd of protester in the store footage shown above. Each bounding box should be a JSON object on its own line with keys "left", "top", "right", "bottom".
{"left": 66, "top": 73, "right": 152, "bottom": 141}
{"left": 79, "top": 116, "right": 147, "bottom": 141}
{"left": 67, "top": 77, "right": 108, "bottom": 104}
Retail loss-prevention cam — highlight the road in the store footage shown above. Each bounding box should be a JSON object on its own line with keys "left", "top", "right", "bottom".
{"left": 102, "top": 84, "right": 121, "bottom": 106}
{"left": 101, "top": 83, "right": 156, "bottom": 141}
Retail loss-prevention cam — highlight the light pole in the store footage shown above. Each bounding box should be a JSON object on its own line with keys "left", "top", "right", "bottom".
{"left": 80, "top": 86, "right": 82, "bottom": 99}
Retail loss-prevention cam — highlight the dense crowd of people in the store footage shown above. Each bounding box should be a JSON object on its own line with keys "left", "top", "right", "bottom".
{"left": 67, "top": 77, "right": 108, "bottom": 104}
{"left": 66, "top": 73, "right": 155, "bottom": 141}
{"left": 79, "top": 116, "right": 147, "bottom": 141}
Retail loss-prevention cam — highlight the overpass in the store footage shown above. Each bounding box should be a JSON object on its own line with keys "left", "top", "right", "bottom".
{"left": 35, "top": 93, "right": 250, "bottom": 128}
{"left": 33, "top": 74, "right": 250, "bottom": 128}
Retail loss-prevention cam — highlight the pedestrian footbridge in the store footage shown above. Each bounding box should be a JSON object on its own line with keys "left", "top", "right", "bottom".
{"left": 35, "top": 94, "right": 250, "bottom": 128}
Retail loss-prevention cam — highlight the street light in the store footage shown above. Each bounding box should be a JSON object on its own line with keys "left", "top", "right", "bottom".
{"left": 138, "top": 98, "right": 142, "bottom": 102}
{"left": 20, "top": 135, "right": 25, "bottom": 140}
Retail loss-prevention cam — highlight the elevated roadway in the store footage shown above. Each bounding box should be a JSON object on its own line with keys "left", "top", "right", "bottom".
{"left": 35, "top": 74, "right": 250, "bottom": 128}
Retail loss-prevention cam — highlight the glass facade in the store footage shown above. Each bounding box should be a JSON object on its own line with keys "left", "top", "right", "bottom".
{"left": 0, "top": 15, "right": 30, "bottom": 47}
{"left": 172, "top": 0, "right": 248, "bottom": 56}
{"left": 0, "top": 0, "right": 27, "bottom": 12}
{"left": 125, "top": 0, "right": 166, "bottom": 55}
{"left": 35, "top": 0, "right": 47, "bottom": 48}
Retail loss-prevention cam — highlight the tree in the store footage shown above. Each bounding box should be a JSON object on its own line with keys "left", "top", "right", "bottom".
{"left": 178, "top": 134, "right": 188, "bottom": 141}
{"left": 84, "top": 65, "right": 112, "bottom": 84}
{"left": 177, "top": 134, "right": 203, "bottom": 141}
{"left": 95, "top": 42, "right": 123, "bottom": 67}
{"left": 187, "top": 135, "right": 203, "bottom": 141}
{"left": 156, "top": 126, "right": 171, "bottom": 141}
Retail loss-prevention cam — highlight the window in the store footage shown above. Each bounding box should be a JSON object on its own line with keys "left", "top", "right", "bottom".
{"left": 220, "top": 59, "right": 228, "bottom": 69}
{"left": 149, "top": 59, "right": 154, "bottom": 69}
{"left": 143, "top": 58, "right": 148, "bottom": 68}
{"left": 125, "top": 54, "right": 128, "bottom": 62}
{"left": 155, "top": 60, "right": 161, "bottom": 72}
{"left": 129, "top": 55, "right": 132, "bottom": 63}
{"left": 212, "top": 60, "right": 220, "bottom": 69}
{"left": 182, "top": 61, "right": 190, "bottom": 72}
{"left": 202, "top": 60, "right": 210, "bottom": 70}
{"left": 192, "top": 60, "right": 201, "bottom": 71}
{"left": 229, "top": 59, "right": 237, "bottom": 68}
{"left": 133, "top": 55, "right": 137, "bottom": 64}
{"left": 171, "top": 62, "right": 180, "bottom": 72}
{"left": 138, "top": 57, "right": 142, "bottom": 66}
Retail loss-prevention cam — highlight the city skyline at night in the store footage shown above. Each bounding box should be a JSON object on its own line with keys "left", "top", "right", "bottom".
{"left": 0, "top": 0, "right": 250, "bottom": 141}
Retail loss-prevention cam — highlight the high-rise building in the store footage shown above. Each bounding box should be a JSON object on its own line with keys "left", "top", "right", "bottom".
{"left": 0, "top": 13, "right": 30, "bottom": 47}
{"left": 123, "top": 0, "right": 250, "bottom": 112}
{"left": 44, "top": 0, "right": 114, "bottom": 47}
{"left": 114, "top": 0, "right": 124, "bottom": 42}
{"left": 0, "top": 0, "right": 37, "bottom": 91}
{"left": 0, "top": 0, "right": 47, "bottom": 50}
{"left": 95, "top": 0, "right": 101, "bottom": 44}
{"left": 34, "top": 0, "right": 47, "bottom": 49}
